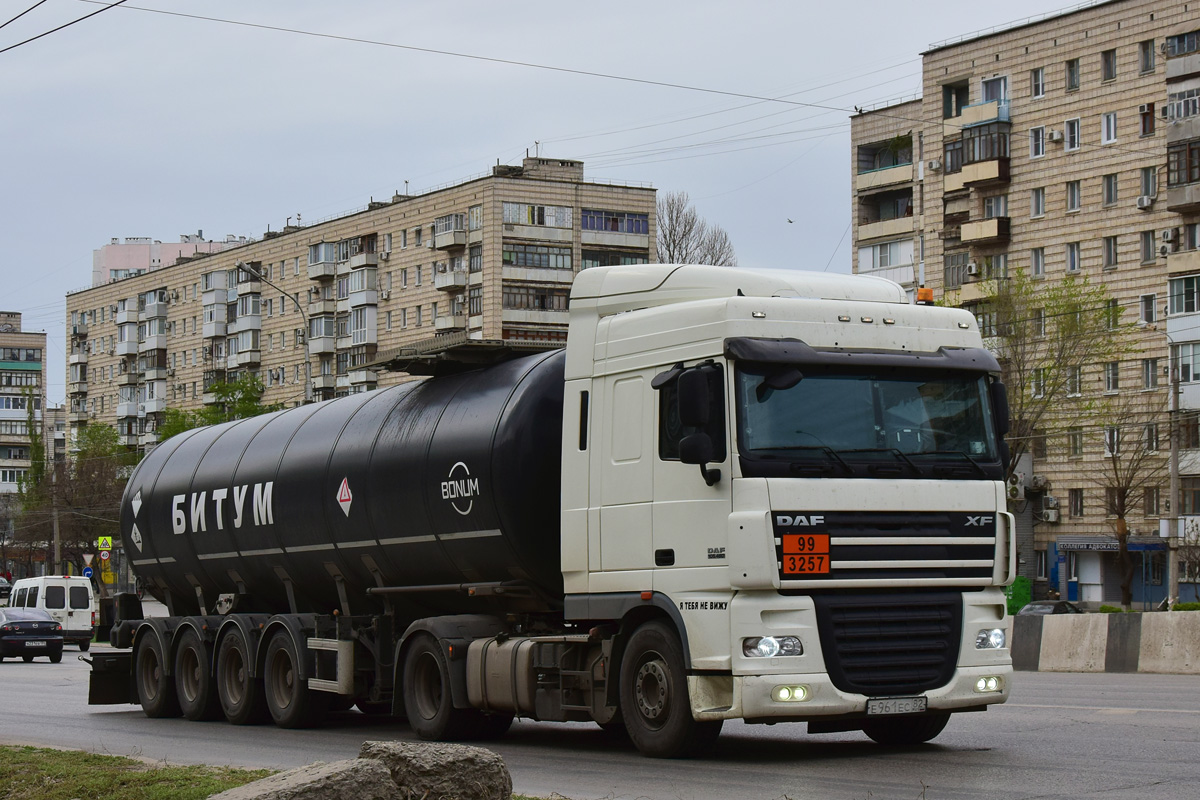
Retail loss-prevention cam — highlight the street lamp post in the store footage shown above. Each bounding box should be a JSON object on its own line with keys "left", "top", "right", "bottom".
{"left": 235, "top": 260, "right": 313, "bottom": 404}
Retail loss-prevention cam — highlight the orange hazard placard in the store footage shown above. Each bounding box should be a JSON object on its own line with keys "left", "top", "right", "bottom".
{"left": 781, "top": 534, "right": 830, "bottom": 575}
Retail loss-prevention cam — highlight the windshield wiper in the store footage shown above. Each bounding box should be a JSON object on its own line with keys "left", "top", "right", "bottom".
{"left": 755, "top": 445, "right": 852, "bottom": 475}
{"left": 921, "top": 450, "right": 988, "bottom": 477}
{"left": 837, "top": 448, "right": 922, "bottom": 476}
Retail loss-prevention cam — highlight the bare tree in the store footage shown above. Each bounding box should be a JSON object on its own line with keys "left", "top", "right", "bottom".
{"left": 1179, "top": 520, "right": 1200, "bottom": 604}
{"left": 656, "top": 190, "right": 737, "bottom": 266}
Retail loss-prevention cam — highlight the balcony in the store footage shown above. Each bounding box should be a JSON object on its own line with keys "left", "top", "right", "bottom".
{"left": 142, "top": 398, "right": 166, "bottom": 414}
{"left": 68, "top": 410, "right": 89, "bottom": 425}
{"left": 1167, "top": 115, "right": 1200, "bottom": 144}
{"left": 348, "top": 289, "right": 378, "bottom": 308}
{"left": 943, "top": 99, "right": 1010, "bottom": 137}
{"left": 201, "top": 288, "right": 228, "bottom": 306}
{"left": 855, "top": 162, "right": 914, "bottom": 192}
{"left": 960, "top": 216, "right": 1011, "bottom": 244}
{"left": 944, "top": 158, "right": 1010, "bottom": 193}
{"left": 308, "top": 298, "right": 336, "bottom": 316}
{"left": 236, "top": 277, "right": 261, "bottom": 295}
{"left": 142, "top": 299, "right": 168, "bottom": 319}
{"left": 68, "top": 351, "right": 88, "bottom": 366}
{"left": 1167, "top": 51, "right": 1200, "bottom": 81}
{"left": 434, "top": 229, "right": 467, "bottom": 250}
{"left": 115, "top": 339, "right": 138, "bottom": 357}
{"left": 501, "top": 309, "right": 568, "bottom": 325}
{"left": 308, "top": 260, "right": 336, "bottom": 281}
{"left": 236, "top": 350, "right": 261, "bottom": 367}
{"left": 115, "top": 308, "right": 137, "bottom": 326}
{"left": 434, "top": 314, "right": 468, "bottom": 332}
{"left": 116, "top": 401, "right": 138, "bottom": 419}
{"left": 580, "top": 230, "right": 650, "bottom": 249}
{"left": 143, "top": 366, "right": 168, "bottom": 381}
{"left": 308, "top": 335, "right": 337, "bottom": 355}
{"left": 202, "top": 320, "right": 227, "bottom": 339}
{"left": 117, "top": 433, "right": 138, "bottom": 447}
{"left": 68, "top": 381, "right": 87, "bottom": 396}
{"left": 1168, "top": 182, "right": 1200, "bottom": 213}
{"left": 434, "top": 268, "right": 469, "bottom": 292}
{"left": 348, "top": 369, "right": 377, "bottom": 386}
{"left": 312, "top": 374, "right": 337, "bottom": 391}
{"left": 70, "top": 323, "right": 87, "bottom": 338}
{"left": 857, "top": 216, "right": 915, "bottom": 241}
{"left": 116, "top": 372, "right": 137, "bottom": 387}
{"left": 139, "top": 334, "right": 168, "bottom": 353}
{"left": 349, "top": 252, "right": 378, "bottom": 269}
{"left": 139, "top": 431, "right": 160, "bottom": 447}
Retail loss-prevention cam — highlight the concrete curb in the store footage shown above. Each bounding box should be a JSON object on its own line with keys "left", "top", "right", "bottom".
{"left": 1012, "top": 612, "right": 1200, "bottom": 674}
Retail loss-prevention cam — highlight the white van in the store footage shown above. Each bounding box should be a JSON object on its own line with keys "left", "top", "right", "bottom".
{"left": 8, "top": 576, "right": 96, "bottom": 651}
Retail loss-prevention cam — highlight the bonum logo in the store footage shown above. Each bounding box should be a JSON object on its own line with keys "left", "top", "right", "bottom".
{"left": 441, "top": 462, "right": 480, "bottom": 516}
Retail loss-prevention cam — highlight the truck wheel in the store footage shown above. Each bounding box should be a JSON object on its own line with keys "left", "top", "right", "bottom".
{"left": 402, "top": 634, "right": 481, "bottom": 741}
{"left": 135, "top": 632, "right": 181, "bottom": 718}
{"left": 263, "top": 630, "right": 327, "bottom": 729}
{"left": 174, "top": 629, "right": 222, "bottom": 721}
{"left": 216, "top": 629, "right": 269, "bottom": 725}
{"left": 619, "top": 621, "right": 722, "bottom": 758}
{"left": 862, "top": 712, "right": 950, "bottom": 746}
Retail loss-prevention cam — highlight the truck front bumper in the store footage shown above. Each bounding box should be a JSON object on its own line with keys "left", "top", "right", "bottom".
{"left": 689, "top": 664, "right": 1010, "bottom": 722}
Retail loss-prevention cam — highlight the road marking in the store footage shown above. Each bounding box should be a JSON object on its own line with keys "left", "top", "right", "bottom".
{"left": 1007, "top": 703, "right": 1200, "bottom": 715}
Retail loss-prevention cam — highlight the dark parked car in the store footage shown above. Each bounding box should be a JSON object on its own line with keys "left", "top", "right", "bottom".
{"left": 0, "top": 608, "right": 64, "bottom": 663}
{"left": 0, "top": 577, "right": 10, "bottom": 601}
{"left": 1018, "top": 600, "right": 1084, "bottom": 615}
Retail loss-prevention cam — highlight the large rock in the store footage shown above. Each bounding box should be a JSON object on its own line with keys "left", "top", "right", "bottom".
{"left": 359, "top": 740, "right": 512, "bottom": 800}
{"left": 209, "top": 758, "right": 399, "bottom": 800}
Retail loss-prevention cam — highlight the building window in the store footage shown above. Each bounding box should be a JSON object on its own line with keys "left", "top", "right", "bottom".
{"left": 1032, "top": 429, "right": 1048, "bottom": 459}
{"left": 1145, "top": 487, "right": 1161, "bottom": 516}
{"left": 983, "top": 194, "right": 1008, "bottom": 218}
{"left": 502, "top": 242, "right": 572, "bottom": 269}
{"left": 1101, "top": 49, "right": 1117, "bottom": 81}
{"left": 582, "top": 250, "right": 649, "bottom": 269}
{"left": 1031, "top": 247, "right": 1045, "bottom": 277}
{"left": 1030, "top": 126, "right": 1045, "bottom": 158}
{"left": 469, "top": 245, "right": 482, "bottom": 273}
{"left": 1168, "top": 30, "right": 1200, "bottom": 58}
{"left": 1067, "top": 366, "right": 1082, "bottom": 397}
{"left": 1104, "top": 361, "right": 1120, "bottom": 392}
{"left": 1069, "top": 488, "right": 1084, "bottom": 517}
{"left": 1183, "top": 477, "right": 1200, "bottom": 515}
{"left": 1177, "top": 342, "right": 1200, "bottom": 382}
{"left": 1031, "top": 367, "right": 1047, "bottom": 398}
{"left": 502, "top": 285, "right": 570, "bottom": 311}
{"left": 1140, "top": 167, "right": 1158, "bottom": 198}
{"left": 581, "top": 209, "right": 650, "bottom": 234}
{"left": 1141, "top": 104, "right": 1156, "bottom": 137}
{"left": 1144, "top": 422, "right": 1160, "bottom": 452}
{"left": 468, "top": 286, "right": 482, "bottom": 316}
{"left": 1103, "top": 236, "right": 1119, "bottom": 269}
{"left": 982, "top": 76, "right": 1007, "bottom": 102}
{"left": 1168, "top": 139, "right": 1200, "bottom": 187}
{"left": 1066, "top": 242, "right": 1081, "bottom": 272}
{"left": 1144, "top": 358, "right": 1162, "bottom": 388}
{"left": 502, "top": 203, "right": 573, "bottom": 229}
{"left": 1068, "top": 426, "right": 1084, "bottom": 456}
{"left": 1030, "top": 67, "right": 1045, "bottom": 98}
{"left": 1141, "top": 293, "right": 1158, "bottom": 323}
{"left": 963, "top": 122, "right": 1009, "bottom": 164}
{"left": 1066, "top": 180, "right": 1081, "bottom": 211}
{"left": 468, "top": 205, "right": 483, "bottom": 231}
{"left": 1065, "top": 118, "right": 1081, "bottom": 151}
{"left": 1169, "top": 275, "right": 1200, "bottom": 314}
{"left": 1102, "top": 174, "right": 1118, "bottom": 206}
{"left": 1140, "top": 39, "right": 1156, "bottom": 73}
{"left": 944, "top": 252, "right": 969, "bottom": 289}
{"left": 1104, "top": 298, "right": 1120, "bottom": 329}
{"left": 1106, "top": 487, "right": 1123, "bottom": 516}
{"left": 1036, "top": 550, "right": 1048, "bottom": 580}
{"left": 1030, "top": 187, "right": 1045, "bottom": 218}
{"left": 1065, "top": 58, "right": 1080, "bottom": 91}
{"left": 1033, "top": 307, "right": 1046, "bottom": 337}
{"left": 1168, "top": 88, "right": 1200, "bottom": 122}
{"left": 1102, "top": 112, "right": 1118, "bottom": 144}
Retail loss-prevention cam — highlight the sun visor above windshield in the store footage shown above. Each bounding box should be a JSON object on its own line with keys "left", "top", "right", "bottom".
{"left": 724, "top": 337, "right": 1001, "bottom": 373}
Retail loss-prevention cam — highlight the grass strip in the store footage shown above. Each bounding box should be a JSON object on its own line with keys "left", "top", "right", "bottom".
{"left": 0, "top": 745, "right": 274, "bottom": 800}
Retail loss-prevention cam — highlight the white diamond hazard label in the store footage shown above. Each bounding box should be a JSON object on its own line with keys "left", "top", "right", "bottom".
{"left": 337, "top": 478, "right": 353, "bottom": 517}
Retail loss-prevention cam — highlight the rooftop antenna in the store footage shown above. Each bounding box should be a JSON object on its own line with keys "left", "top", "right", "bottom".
{"left": 534, "top": 140, "right": 540, "bottom": 157}
{"left": 405, "top": 180, "right": 409, "bottom": 194}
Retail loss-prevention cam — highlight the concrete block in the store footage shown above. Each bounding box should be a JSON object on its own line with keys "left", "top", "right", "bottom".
{"left": 1138, "top": 613, "right": 1200, "bottom": 675}
{"left": 1104, "top": 613, "right": 1141, "bottom": 673}
{"left": 1010, "top": 614, "right": 1042, "bottom": 671}
{"left": 1038, "top": 614, "right": 1107, "bottom": 672}
{"left": 209, "top": 758, "right": 399, "bottom": 800}
{"left": 359, "top": 740, "right": 512, "bottom": 800}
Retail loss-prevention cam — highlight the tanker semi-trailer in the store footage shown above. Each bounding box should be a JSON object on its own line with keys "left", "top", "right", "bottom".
{"left": 89, "top": 265, "right": 1015, "bottom": 758}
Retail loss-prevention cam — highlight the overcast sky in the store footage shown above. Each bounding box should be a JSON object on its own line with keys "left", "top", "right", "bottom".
{"left": 2, "top": 0, "right": 1064, "bottom": 404}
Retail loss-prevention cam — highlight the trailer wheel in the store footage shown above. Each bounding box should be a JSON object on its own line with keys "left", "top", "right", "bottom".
{"left": 216, "top": 629, "right": 268, "bottom": 725}
{"left": 862, "top": 712, "right": 950, "bottom": 746}
{"left": 174, "top": 629, "right": 221, "bottom": 721}
{"left": 619, "top": 621, "right": 722, "bottom": 758}
{"left": 402, "top": 634, "right": 481, "bottom": 741}
{"left": 263, "top": 629, "right": 327, "bottom": 729}
{"left": 135, "top": 632, "right": 181, "bottom": 718}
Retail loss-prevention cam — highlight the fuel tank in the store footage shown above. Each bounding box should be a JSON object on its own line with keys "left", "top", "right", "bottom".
{"left": 121, "top": 350, "right": 566, "bottom": 616}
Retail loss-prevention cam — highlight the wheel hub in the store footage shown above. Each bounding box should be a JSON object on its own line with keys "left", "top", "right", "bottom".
{"left": 634, "top": 659, "right": 668, "bottom": 720}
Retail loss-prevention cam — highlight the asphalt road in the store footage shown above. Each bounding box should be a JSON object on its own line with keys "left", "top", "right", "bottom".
{"left": 0, "top": 644, "right": 1197, "bottom": 800}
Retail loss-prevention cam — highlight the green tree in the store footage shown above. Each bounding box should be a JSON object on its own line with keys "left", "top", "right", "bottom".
{"left": 159, "top": 375, "right": 284, "bottom": 440}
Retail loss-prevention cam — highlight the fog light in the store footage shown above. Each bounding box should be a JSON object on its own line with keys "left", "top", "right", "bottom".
{"left": 975, "top": 628, "right": 1006, "bottom": 649}
{"left": 772, "top": 684, "right": 810, "bottom": 702}
{"left": 743, "top": 636, "right": 803, "bottom": 658}
{"left": 974, "top": 675, "right": 1003, "bottom": 693}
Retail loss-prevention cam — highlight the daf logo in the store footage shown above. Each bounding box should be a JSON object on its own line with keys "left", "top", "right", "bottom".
{"left": 775, "top": 514, "right": 825, "bottom": 527}
{"left": 965, "top": 515, "right": 995, "bottom": 527}
{"left": 441, "top": 462, "right": 480, "bottom": 516}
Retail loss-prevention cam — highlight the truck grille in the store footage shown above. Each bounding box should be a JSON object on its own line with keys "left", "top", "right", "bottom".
{"left": 773, "top": 511, "right": 997, "bottom": 584}
{"left": 813, "top": 592, "right": 962, "bottom": 696}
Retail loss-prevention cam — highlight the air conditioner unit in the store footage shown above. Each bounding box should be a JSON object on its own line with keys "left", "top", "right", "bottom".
{"left": 1047, "top": 129, "right": 1064, "bottom": 142}
{"left": 1162, "top": 228, "right": 1178, "bottom": 242}
{"left": 426, "top": 240, "right": 434, "bottom": 248}
{"left": 380, "top": 290, "right": 391, "bottom": 300}
{"left": 1030, "top": 474, "right": 1050, "bottom": 492}
{"left": 1042, "top": 508, "right": 1060, "bottom": 524}
{"left": 966, "top": 262, "right": 979, "bottom": 276}
{"left": 1006, "top": 478, "right": 1025, "bottom": 502}
{"left": 379, "top": 251, "right": 390, "bottom": 260}
{"left": 1043, "top": 495, "right": 1059, "bottom": 510}
{"left": 166, "top": 368, "right": 175, "bottom": 377}
{"left": 927, "top": 159, "right": 942, "bottom": 172}
{"left": 1160, "top": 41, "right": 1170, "bottom": 54}
{"left": 1137, "top": 195, "right": 1155, "bottom": 210}
{"left": 1161, "top": 244, "right": 1171, "bottom": 257}
{"left": 170, "top": 289, "right": 179, "bottom": 300}
{"left": 1139, "top": 103, "right": 1153, "bottom": 114}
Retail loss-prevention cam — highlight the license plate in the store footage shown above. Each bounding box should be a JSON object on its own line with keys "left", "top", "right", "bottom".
{"left": 867, "top": 696, "right": 927, "bottom": 715}
{"left": 782, "top": 534, "right": 830, "bottom": 574}
{"left": 25, "top": 641, "right": 46, "bottom": 648}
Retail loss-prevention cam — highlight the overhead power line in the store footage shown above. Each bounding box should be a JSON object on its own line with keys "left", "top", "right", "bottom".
{"left": 0, "top": 0, "right": 51, "bottom": 32}
{"left": 0, "top": 0, "right": 129, "bottom": 56}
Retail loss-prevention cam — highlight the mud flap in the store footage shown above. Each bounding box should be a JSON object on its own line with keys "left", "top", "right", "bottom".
{"left": 87, "top": 651, "right": 134, "bottom": 705}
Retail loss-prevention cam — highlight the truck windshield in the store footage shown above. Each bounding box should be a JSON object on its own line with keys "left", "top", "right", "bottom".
{"left": 735, "top": 363, "right": 1001, "bottom": 479}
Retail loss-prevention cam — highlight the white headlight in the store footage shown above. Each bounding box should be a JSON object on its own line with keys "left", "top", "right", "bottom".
{"left": 742, "top": 636, "right": 803, "bottom": 658}
{"left": 974, "top": 675, "right": 1003, "bottom": 693}
{"left": 975, "top": 628, "right": 1006, "bottom": 649}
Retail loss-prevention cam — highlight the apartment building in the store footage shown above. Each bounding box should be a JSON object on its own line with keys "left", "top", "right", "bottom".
{"left": 851, "top": 0, "right": 1200, "bottom": 606}
{"left": 0, "top": 313, "right": 48, "bottom": 545}
{"left": 65, "top": 157, "right": 655, "bottom": 448}
{"left": 91, "top": 232, "right": 246, "bottom": 286}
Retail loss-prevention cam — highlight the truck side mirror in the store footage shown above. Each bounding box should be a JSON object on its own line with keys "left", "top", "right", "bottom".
{"left": 677, "top": 369, "right": 711, "bottom": 427}
{"left": 990, "top": 380, "right": 1009, "bottom": 436}
{"left": 680, "top": 433, "right": 721, "bottom": 486}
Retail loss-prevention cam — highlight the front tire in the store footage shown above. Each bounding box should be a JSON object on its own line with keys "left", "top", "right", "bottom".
{"left": 135, "top": 632, "right": 181, "bottom": 718}
{"left": 402, "top": 634, "right": 481, "bottom": 741}
{"left": 216, "top": 628, "right": 269, "bottom": 725}
{"left": 263, "top": 630, "right": 327, "bottom": 729}
{"left": 174, "top": 628, "right": 222, "bottom": 721}
{"left": 862, "top": 712, "right": 950, "bottom": 746}
{"left": 619, "top": 621, "right": 722, "bottom": 758}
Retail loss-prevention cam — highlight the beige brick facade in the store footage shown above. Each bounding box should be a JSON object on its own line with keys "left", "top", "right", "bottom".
{"left": 852, "top": 0, "right": 1200, "bottom": 604}
{"left": 65, "top": 158, "right": 655, "bottom": 449}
